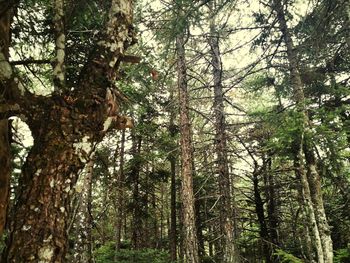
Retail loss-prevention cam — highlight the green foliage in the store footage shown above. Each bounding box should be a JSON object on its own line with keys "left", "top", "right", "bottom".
{"left": 95, "top": 242, "right": 171, "bottom": 263}
{"left": 334, "top": 247, "right": 350, "bottom": 263}
{"left": 274, "top": 249, "right": 303, "bottom": 263}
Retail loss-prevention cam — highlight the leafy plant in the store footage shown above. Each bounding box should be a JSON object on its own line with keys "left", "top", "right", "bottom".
{"left": 274, "top": 249, "right": 303, "bottom": 263}
{"left": 334, "top": 248, "right": 350, "bottom": 263}
{"left": 95, "top": 241, "right": 171, "bottom": 263}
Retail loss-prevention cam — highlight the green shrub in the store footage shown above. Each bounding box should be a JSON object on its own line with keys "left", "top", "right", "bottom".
{"left": 95, "top": 241, "right": 171, "bottom": 263}
{"left": 274, "top": 249, "right": 303, "bottom": 263}
{"left": 334, "top": 247, "right": 350, "bottom": 263}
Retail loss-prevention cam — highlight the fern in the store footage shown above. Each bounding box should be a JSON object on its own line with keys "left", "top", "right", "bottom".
{"left": 274, "top": 249, "right": 303, "bottom": 263}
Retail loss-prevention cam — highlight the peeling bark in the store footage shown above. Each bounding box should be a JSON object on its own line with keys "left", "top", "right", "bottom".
{"left": 1, "top": 0, "right": 135, "bottom": 261}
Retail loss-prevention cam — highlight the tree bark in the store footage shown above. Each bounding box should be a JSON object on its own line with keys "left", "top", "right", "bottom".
{"left": 168, "top": 103, "right": 178, "bottom": 261}
{"left": 85, "top": 158, "right": 94, "bottom": 263}
{"left": 131, "top": 132, "right": 143, "bottom": 250}
{"left": 273, "top": 1, "right": 333, "bottom": 262}
{"left": 115, "top": 130, "right": 126, "bottom": 251}
{"left": 209, "top": 4, "right": 237, "bottom": 261}
{"left": 252, "top": 165, "right": 272, "bottom": 263}
{"left": 53, "top": 0, "right": 66, "bottom": 91}
{"left": 0, "top": 120, "right": 10, "bottom": 235}
{"left": 176, "top": 30, "right": 200, "bottom": 263}
{"left": 0, "top": 1, "right": 15, "bottom": 236}
{"left": 1, "top": 0, "right": 135, "bottom": 261}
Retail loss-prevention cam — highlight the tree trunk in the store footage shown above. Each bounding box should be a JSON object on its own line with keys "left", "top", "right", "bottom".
{"left": 169, "top": 155, "right": 177, "bottom": 261}
{"left": 176, "top": 30, "right": 200, "bottom": 263}
{"left": 115, "top": 130, "right": 126, "bottom": 251}
{"left": 209, "top": 4, "right": 237, "bottom": 261}
{"left": 195, "top": 197, "right": 205, "bottom": 258}
{"left": 168, "top": 95, "right": 178, "bottom": 261}
{"left": 265, "top": 157, "right": 279, "bottom": 248}
{"left": 1, "top": 0, "right": 135, "bottom": 261}
{"left": 0, "top": 120, "right": 10, "bottom": 235}
{"left": 0, "top": 2, "right": 15, "bottom": 236}
{"left": 131, "top": 132, "right": 143, "bottom": 250}
{"left": 85, "top": 158, "right": 94, "bottom": 263}
{"left": 273, "top": 1, "right": 333, "bottom": 262}
{"left": 252, "top": 166, "right": 272, "bottom": 263}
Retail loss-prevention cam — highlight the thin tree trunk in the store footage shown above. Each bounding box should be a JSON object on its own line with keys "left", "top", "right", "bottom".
{"left": 195, "top": 197, "right": 205, "bottom": 258}
{"left": 169, "top": 154, "right": 177, "bottom": 260}
{"left": 52, "top": 0, "right": 66, "bottom": 91}
{"left": 265, "top": 157, "right": 279, "bottom": 248}
{"left": 263, "top": 155, "right": 279, "bottom": 262}
{"left": 209, "top": 3, "right": 237, "bottom": 261}
{"left": 168, "top": 94, "right": 178, "bottom": 261}
{"left": 273, "top": 1, "right": 333, "bottom": 262}
{"left": 131, "top": 132, "right": 143, "bottom": 250}
{"left": 85, "top": 158, "right": 94, "bottom": 263}
{"left": 176, "top": 30, "right": 200, "bottom": 263}
{"left": 252, "top": 166, "right": 272, "bottom": 263}
{"left": 115, "top": 130, "right": 126, "bottom": 251}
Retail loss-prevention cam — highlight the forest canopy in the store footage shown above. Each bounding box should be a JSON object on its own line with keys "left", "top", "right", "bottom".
{"left": 0, "top": 0, "right": 349, "bottom": 262}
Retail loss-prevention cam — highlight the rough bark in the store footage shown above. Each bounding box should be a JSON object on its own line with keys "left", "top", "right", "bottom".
{"left": 273, "top": 1, "right": 333, "bottom": 262}
{"left": 0, "top": 1, "right": 14, "bottom": 236}
{"left": 85, "top": 158, "right": 94, "bottom": 263}
{"left": 1, "top": 0, "right": 135, "bottom": 261}
{"left": 176, "top": 31, "right": 200, "bottom": 263}
{"left": 0, "top": 120, "right": 10, "bottom": 235}
{"left": 209, "top": 5, "right": 237, "bottom": 261}
{"left": 168, "top": 103, "right": 178, "bottom": 261}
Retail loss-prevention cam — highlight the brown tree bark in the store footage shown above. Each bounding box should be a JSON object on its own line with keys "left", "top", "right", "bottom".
{"left": 131, "top": 131, "right": 143, "bottom": 250}
{"left": 168, "top": 99, "right": 178, "bottom": 261}
{"left": 208, "top": 4, "right": 237, "bottom": 261}
{"left": 0, "top": 1, "right": 15, "bottom": 236}
{"left": 0, "top": 0, "right": 135, "bottom": 261}
{"left": 176, "top": 29, "right": 200, "bottom": 263}
{"left": 273, "top": 1, "right": 333, "bottom": 262}
{"left": 0, "top": 120, "right": 10, "bottom": 235}
{"left": 85, "top": 158, "right": 94, "bottom": 263}
{"left": 115, "top": 129, "right": 126, "bottom": 251}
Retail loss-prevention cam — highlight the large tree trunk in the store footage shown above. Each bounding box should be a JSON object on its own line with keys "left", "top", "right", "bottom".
{"left": 0, "top": 1, "right": 15, "bottom": 236}
{"left": 273, "top": 1, "right": 333, "bottom": 262}
{"left": 208, "top": 4, "right": 237, "bottom": 261}
{"left": 176, "top": 30, "right": 200, "bottom": 263}
{"left": 1, "top": 0, "right": 135, "bottom": 261}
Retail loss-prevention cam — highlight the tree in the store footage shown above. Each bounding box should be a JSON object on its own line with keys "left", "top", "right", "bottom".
{"left": 0, "top": 0, "right": 16, "bottom": 236}
{"left": 175, "top": 4, "right": 200, "bottom": 262}
{"left": 271, "top": 0, "right": 333, "bottom": 261}
{"left": 1, "top": 0, "right": 135, "bottom": 261}
{"left": 208, "top": 1, "right": 238, "bottom": 262}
